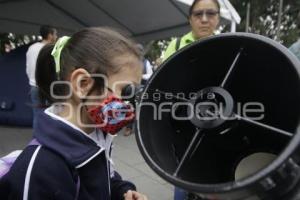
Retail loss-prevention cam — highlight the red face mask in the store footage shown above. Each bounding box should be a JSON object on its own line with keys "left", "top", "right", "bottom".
{"left": 86, "top": 95, "right": 135, "bottom": 135}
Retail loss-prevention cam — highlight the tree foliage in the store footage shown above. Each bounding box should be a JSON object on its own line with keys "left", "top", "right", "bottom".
{"left": 230, "top": 0, "right": 300, "bottom": 46}
{"left": 144, "top": 38, "right": 172, "bottom": 62}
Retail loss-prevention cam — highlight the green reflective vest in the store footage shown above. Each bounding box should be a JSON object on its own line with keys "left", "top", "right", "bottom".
{"left": 163, "top": 32, "right": 196, "bottom": 61}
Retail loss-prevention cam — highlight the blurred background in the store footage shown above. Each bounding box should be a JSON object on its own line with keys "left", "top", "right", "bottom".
{"left": 1, "top": 0, "right": 299, "bottom": 64}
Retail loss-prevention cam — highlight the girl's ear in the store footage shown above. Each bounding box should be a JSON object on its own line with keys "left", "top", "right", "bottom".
{"left": 70, "top": 68, "right": 94, "bottom": 99}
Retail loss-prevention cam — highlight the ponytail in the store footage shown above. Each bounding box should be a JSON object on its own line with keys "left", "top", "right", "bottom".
{"left": 35, "top": 44, "right": 57, "bottom": 106}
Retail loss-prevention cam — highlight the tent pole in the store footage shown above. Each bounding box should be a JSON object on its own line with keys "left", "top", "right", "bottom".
{"left": 231, "top": 21, "right": 236, "bottom": 32}
{"left": 276, "top": 0, "right": 284, "bottom": 40}
{"left": 245, "top": 1, "right": 251, "bottom": 32}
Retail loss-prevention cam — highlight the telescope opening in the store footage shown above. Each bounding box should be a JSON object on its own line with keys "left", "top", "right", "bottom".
{"left": 136, "top": 33, "right": 300, "bottom": 199}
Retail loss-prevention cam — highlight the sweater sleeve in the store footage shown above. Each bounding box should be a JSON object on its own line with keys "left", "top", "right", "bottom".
{"left": 110, "top": 171, "right": 136, "bottom": 200}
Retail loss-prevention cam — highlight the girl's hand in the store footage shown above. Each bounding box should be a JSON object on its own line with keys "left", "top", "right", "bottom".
{"left": 124, "top": 190, "right": 148, "bottom": 200}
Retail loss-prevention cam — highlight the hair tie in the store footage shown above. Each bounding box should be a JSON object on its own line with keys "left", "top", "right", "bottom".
{"left": 51, "top": 36, "right": 71, "bottom": 76}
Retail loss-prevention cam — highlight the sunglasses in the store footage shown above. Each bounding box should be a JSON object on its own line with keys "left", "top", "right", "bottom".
{"left": 192, "top": 9, "right": 219, "bottom": 19}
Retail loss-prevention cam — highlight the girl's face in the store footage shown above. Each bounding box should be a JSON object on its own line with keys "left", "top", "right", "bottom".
{"left": 71, "top": 54, "right": 142, "bottom": 101}
{"left": 69, "top": 54, "right": 142, "bottom": 132}
{"left": 189, "top": 0, "right": 220, "bottom": 40}
{"left": 107, "top": 54, "right": 142, "bottom": 97}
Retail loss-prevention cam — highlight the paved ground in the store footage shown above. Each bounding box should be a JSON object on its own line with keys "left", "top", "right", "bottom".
{"left": 0, "top": 126, "right": 173, "bottom": 200}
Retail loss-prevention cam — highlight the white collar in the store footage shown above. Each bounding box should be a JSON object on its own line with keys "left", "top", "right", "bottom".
{"left": 44, "top": 106, "right": 116, "bottom": 162}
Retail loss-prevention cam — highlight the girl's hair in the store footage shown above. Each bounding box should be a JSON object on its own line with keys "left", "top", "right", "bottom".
{"left": 36, "top": 27, "right": 142, "bottom": 104}
{"left": 189, "top": 0, "right": 221, "bottom": 16}
{"left": 35, "top": 44, "right": 56, "bottom": 106}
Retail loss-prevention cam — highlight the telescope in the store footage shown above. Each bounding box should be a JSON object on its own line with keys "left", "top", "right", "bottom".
{"left": 134, "top": 33, "right": 300, "bottom": 200}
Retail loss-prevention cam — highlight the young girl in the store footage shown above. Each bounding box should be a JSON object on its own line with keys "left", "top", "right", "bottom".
{"left": 0, "top": 27, "right": 147, "bottom": 200}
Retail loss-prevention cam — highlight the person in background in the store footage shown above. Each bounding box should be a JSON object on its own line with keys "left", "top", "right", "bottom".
{"left": 26, "top": 25, "right": 57, "bottom": 124}
{"left": 137, "top": 44, "right": 153, "bottom": 85}
{"left": 162, "top": 0, "right": 221, "bottom": 199}
{"left": 163, "top": 0, "right": 220, "bottom": 61}
{"left": 153, "top": 57, "right": 163, "bottom": 71}
{"left": 289, "top": 39, "right": 300, "bottom": 61}
{"left": 142, "top": 58, "right": 153, "bottom": 84}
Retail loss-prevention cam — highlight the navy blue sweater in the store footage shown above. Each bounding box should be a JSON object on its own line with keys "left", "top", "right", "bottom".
{"left": 0, "top": 110, "right": 136, "bottom": 200}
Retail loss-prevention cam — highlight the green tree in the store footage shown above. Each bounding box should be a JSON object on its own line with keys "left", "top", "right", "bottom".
{"left": 145, "top": 38, "right": 172, "bottom": 63}
{"left": 231, "top": 0, "right": 300, "bottom": 46}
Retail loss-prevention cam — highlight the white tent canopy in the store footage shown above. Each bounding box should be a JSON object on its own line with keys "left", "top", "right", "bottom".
{"left": 0, "top": 0, "right": 240, "bottom": 42}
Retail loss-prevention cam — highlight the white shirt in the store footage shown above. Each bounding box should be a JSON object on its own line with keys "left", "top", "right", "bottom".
{"left": 26, "top": 42, "right": 46, "bottom": 86}
{"left": 142, "top": 59, "right": 153, "bottom": 80}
